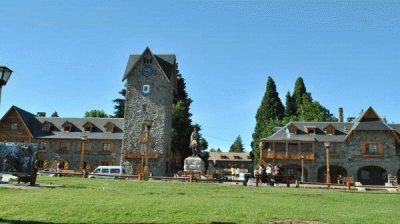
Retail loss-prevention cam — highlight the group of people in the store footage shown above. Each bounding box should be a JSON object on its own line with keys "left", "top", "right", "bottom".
{"left": 254, "top": 164, "right": 280, "bottom": 185}
{"left": 230, "top": 167, "right": 241, "bottom": 180}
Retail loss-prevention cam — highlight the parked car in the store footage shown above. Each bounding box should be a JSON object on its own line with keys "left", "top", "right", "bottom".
{"left": 88, "top": 166, "right": 126, "bottom": 179}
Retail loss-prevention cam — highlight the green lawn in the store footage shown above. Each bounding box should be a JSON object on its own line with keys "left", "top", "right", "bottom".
{"left": 0, "top": 177, "right": 399, "bottom": 224}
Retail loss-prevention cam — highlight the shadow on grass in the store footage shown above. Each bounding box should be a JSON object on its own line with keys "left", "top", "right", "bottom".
{"left": 0, "top": 218, "right": 65, "bottom": 224}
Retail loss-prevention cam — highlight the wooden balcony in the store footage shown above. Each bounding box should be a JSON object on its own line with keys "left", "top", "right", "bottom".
{"left": 123, "top": 151, "right": 159, "bottom": 159}
{"left": 262, "top": 151, "right": 314, "bottom": 161}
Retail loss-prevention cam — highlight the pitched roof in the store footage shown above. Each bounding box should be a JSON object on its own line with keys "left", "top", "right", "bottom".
{"left": 208, "top": 152, "right": 252, "bottom": 162}
{"left": 4, "top": 106, "right": 124, "bottom": 140}
{"left": 35, "top": 117, "right": 124, "bottom": 140}
{"left": 122, "top": 47, "right": 176, "bottom": 81}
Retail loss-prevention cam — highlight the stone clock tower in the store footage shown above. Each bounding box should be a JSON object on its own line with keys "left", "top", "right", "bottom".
{"left": 121, "top": 47, "right": 176, "bottom": 176}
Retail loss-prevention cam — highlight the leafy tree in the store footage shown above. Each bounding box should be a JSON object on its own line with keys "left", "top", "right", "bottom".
{"left": 229, "top": 135, "right": 245, "bottom": 152}
{"left": 51, "top": 111, "right": 59, "bottom": 117}
{"left": 84, "top": 109, "right": 109, "bottom": 118}
{"left": 252, "top": 76, "right": 285, "bottom": 165}
{"left": 113, "top": 89, "right": 126, "bottom": 118}
{"left": 209, "top": 148, "right": 217, "bottom": 152}
{"left": 217, "top": 148, "right": 222, "bottom": 152}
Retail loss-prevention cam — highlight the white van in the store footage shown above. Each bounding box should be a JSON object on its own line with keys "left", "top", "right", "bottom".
{"left": 88, "top": 166, "right": 126, "bottom": 179}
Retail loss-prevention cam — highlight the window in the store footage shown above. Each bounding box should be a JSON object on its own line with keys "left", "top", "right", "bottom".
{"left": 42, "top": 122, "right": 52, "bottom": 132}
{"left": 38, "top": 141, "right": 48, "bottom": 151}
{"left": 85, "top": 126, "right": 92, "bottom": 132}
{"left": 64, "top": 125, "right": 72, "bottom": 132}
{"left": 142, "top": 104, "right": 147, "bottom": 112}
{"left": 288, "top": 143, "right": 298, "bottom": 152}
{"left": 10, "top": 122, "right": 18, "bottom": 130}
{"left": 366, "top": 144, "right": 378, "bottom": 154}
{"left": 104, "top": 123, "right": 115, "bottom": 133}
{"left": 233, "top": 156, "right": 242, "bottom": 160}
{"left": 142, "top": 85, "right": 150, "bottom": 94}
{"left": 59, "top": 142, "right": 69, "bottom": 152}
{"left": 361, "top": 142, "right": 382, "bottom": 156}
{"left": 144, "top": 58, "right": 152, "bottom": 64}
{"left": 103, "top": 143, "right": 111, "bottom": 151}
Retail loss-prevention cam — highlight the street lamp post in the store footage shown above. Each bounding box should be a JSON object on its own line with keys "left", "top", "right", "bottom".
{"left": 143, "top": 119, "right": 153, "bottom": 180}
{"left": 301, "top": 153, "right": 304, "bottom": 182}
{"left": 79, "top": 135, "right": 88, "bottom": 172}
{"left": 324, "top": 142, "right": 331, "bottom": 188}
{"left": 0, "top": 66, "right": 13, "bottom": 104}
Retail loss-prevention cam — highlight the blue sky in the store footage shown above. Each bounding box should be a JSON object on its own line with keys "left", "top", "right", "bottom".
{"left": 1, "top": 1, "right": 400, "bottom": 151}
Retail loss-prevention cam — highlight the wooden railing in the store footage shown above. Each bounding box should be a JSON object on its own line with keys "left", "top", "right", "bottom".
{"left": 262, "top": 151, "right": 314, "bottom": 160}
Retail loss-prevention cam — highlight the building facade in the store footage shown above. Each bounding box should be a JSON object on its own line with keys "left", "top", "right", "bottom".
{"left": 0, "top": 106, "right": 123, "bottom": 172}
{"left": 259, "top": 107, "right": 400, "bottom": 185}
{"left": 0, "top": 48, "right": 179, "bottom": 176}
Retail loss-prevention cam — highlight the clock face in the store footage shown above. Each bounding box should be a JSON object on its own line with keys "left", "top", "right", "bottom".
{"left": 142, "top": 66, "right": 153, "bottom": 77}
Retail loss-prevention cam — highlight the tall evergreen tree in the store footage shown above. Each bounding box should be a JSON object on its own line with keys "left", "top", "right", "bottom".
{"left": 293, "top": 77, "right": 307, "bottom": 108}
{"left": 171, "top": 66, "right": 194, "bottom": 162}
{"left": 229, "top": 135, "right": 245, "bottom": 152}
{"left": 285, "top": 91, "right": 296, "bottom": 117}
{"left": 252, "top": 76, "right": 285, "bottom": 165}
{"left": 113, "top": 89, "right": 126, "bottom": 118}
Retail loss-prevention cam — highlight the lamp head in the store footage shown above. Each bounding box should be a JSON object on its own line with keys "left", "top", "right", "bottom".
{"left": 0, "top": 66, "right": 13, "bottom": 86}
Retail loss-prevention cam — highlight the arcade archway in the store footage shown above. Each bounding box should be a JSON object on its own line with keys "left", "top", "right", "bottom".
{"left": 317, "top": 165, "right": 347, "bottom": 183}
{"left": 357, "top": 166, "right": 387, "bottom": 185}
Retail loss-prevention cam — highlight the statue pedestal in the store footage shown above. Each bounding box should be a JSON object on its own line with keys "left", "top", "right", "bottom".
{"left": 184, "top": 156, "right": 205, "bottom": 174}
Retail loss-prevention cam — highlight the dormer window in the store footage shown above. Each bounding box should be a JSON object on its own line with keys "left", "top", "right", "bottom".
{"left": 62, "top": 121, "right": 73, "bottom": 132}
{"left": 287, "top": 124, "right": 298, "bottom": 135}
{"left": 234, "top": 156, "right": 242, "bottom": 160}
{"left": 42, "top": 121, "right": 52, "bottom": 132}
{"left": 305, "top": 126, "right": 317, "bottom": 135}
{"left": 221, "top": 155, "right": 229, "bottom": 159}
{"left": 104, "top": 122, "right": 115, "bottom": 133}
{"left": 323, "top": 124, "right": 336, "bottom": 135}
{"left": 83, "top": 122, "right": 95, "bottom": 133}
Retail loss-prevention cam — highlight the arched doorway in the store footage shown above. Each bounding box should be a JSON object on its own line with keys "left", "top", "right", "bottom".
{"left": 280, "top": 164, "right": 308, "bottom": 181}
{"left": 357, "top": 166, "right": 387, "bottom": 185}
{"left": 317, "top": 165, "right": 347, "bottom": 183}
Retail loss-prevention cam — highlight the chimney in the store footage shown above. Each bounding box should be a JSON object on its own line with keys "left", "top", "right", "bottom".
{"left": 338, "top": 107, "right": 343, "bottom": 122}
{"left": 37, "top": 112, "right": 46, "bottom": 117}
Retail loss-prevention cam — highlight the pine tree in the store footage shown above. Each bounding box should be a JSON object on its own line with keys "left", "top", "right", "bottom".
{"left": 51, "top": 111, "right": 59, "bottom": 117}
{"left": 293, "top": 77, "right": 307, "bottom": 108}
{"left": 229, "top": 135, "right": 245, "bottom": 152}
{"left": 285, "top": 91, "right": 296, "bottom": 117}
{"left": 252, "top": 76, "right": 285, "bottom": 165}
{"left": 113, "top": 89, "right": 126, "bottom": 118}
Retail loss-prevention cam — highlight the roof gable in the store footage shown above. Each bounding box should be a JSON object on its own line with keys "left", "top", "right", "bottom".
{"left": 122, "top": 47, "right": 176, "bottom": 84}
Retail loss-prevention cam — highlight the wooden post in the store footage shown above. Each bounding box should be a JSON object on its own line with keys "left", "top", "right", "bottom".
{"left": 189, "top": 174, "right": 193, "bottom": 183}
{"left": 346, "top": 182, "right": 351, "bottom": 191}
{"left": 295, "top": 180, "right": 299, "bottom": 188}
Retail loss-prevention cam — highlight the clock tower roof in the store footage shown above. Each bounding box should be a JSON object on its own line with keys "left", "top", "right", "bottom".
{"left": 122, "top": 47, "right": 176, "bottom": 83}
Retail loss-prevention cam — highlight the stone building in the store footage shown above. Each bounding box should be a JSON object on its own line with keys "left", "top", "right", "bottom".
{"left": 0, "top": 106, "right": 123, "bottom": 171}
{"left": 121, "top": 47, "right": 177, "bottom": 176}
{"left": 259, "top": 107, "right": 400, "bottom": 185}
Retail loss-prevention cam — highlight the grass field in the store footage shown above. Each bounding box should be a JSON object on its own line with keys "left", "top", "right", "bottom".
{"left": 0, "top": 177, "right": 399, "bottom": 224}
